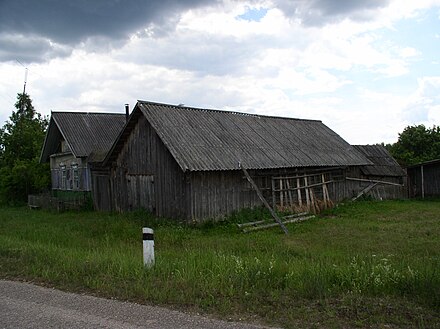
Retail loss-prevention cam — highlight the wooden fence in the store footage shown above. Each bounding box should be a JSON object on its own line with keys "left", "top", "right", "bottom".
{"left": 270, "top": 170, "right": 343, "bottom": 213}
{"left": 28, "top": 193, "right": 89, "bottom": 211}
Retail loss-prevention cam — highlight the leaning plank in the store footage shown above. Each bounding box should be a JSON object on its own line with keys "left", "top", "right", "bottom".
{"left": 238, "top": 212, "right": 309, "bottom": 228}
{"left": 243, "top": 215, "right": 315, "bottom": 233}
{"left": 351, "top": 183, "right": 378, "bottom": 201}
{"left": 241, "top": 166, "right": 289, "bottom": 234}
{"left": 237, "top": 219, "right": 268, "bottom": 228}
{"left": 346, "top": 177, "right": 404, "bottom": 187}
{"left": 282, "top": 212, "right": 309, "bottom": 219}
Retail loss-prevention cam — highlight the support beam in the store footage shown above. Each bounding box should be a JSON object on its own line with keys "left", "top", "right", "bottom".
{"left": 241, "top": 165, "right": 288, "bottom": 234}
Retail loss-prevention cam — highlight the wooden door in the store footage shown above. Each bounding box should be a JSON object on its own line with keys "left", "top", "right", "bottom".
{"left": 126, "top": 174, "right": 155, "bottom": 212}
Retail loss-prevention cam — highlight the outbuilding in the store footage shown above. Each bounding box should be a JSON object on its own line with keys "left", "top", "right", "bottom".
{"left": 407, "top": 159, "right": 440, "bottom": 198}
{"left": 351, "top": 145, "right": 406, "bottom": 200}
{"left": 96, "top": 101, "right": 372, "bottom": 220}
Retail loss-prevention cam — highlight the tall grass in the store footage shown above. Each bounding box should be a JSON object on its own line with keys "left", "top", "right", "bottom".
{"left": 0, "top": 200, "right": 439, "bottom": 328}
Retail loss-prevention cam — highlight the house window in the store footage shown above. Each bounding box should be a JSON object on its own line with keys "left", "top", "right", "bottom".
{"left": 66, "top": 169, "right": 72, "bottom": 190}
{"left": 60, "top": 164, "right": 67, "bottom": 190}
{"left": 72, "top": 163, "right": 79, "bottom": 190}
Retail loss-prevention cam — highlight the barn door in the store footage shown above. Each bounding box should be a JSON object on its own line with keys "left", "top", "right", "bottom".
{"left": 126, "top": 174, "right": 155, "bottom": 212}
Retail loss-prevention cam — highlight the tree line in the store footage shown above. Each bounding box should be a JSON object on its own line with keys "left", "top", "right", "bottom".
{"left": 0, "top": 93, "right": 439, "bottom": 204}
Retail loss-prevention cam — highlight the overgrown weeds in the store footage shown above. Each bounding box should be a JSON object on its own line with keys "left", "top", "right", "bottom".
{"left": 0, "top": 200, "right": 439, "bottom": 328}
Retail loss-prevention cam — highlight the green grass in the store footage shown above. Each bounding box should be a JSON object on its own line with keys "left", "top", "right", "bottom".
{"left": 0, "top": 200, "right": 439, "bottom": 328}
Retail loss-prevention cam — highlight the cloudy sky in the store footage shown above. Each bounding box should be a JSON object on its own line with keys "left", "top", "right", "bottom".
{"left": 0, "top": 0, "right": 439, "bottom": 144}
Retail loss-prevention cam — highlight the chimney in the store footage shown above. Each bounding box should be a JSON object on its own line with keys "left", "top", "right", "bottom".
{"left": 125, "top": 104, "right": 129, "bottom": 122}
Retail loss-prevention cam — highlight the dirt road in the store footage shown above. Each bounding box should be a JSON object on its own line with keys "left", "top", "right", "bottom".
{"left": 1, "top": 280, "right": 275, "bottom": 329}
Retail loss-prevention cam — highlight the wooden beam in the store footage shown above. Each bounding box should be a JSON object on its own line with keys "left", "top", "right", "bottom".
{"left": 237, "top": 212, "right": 309, "bottom": 228}
{"left": 241, "top": 166, "right": 289, "bottom": 234}
{"left": 346, "top": 177, "right": 404, "bottom": 187}
{"left": 243, "top": 215, "right": 315, "bottom": 233}
{"left": 272, "top": 180, "right": 334, "bottom": 192}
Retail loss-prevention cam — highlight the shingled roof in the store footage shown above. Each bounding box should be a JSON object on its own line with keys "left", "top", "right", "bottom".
{"left": 40, "top": 112, "right": 126, "bottom": 163}
{"left": 354, "top": 145, "right": 405, "bottom": 177}
{"left": 106, "top": 101, "right": 371, "bottom": 171}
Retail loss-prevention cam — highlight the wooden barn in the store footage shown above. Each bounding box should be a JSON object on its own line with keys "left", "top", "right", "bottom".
{"left": 40, "top": 112, "right": 126, "bottom": 195}
{"left": 407, "top": 159, "right": 440, "bottom": 198}
{"left": 94, "top": 100, "right": 374, "bottom": 220}
{"left": 350, "top": 145, "right": 406, "bottom": 200}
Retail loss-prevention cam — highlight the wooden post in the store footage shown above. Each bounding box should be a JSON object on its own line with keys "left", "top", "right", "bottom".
{"left": 321, "top": 174, "right": 329, "bottom": 208}
{"left": 421, "top": 165, "right": 425, "bottom": 199}
{"left": 297, "top": 178, "right": 302, "bottom": 207}
{"left": 309, "top": 187, "right": 316, "bottom": 214}
{"left": 271, "top": 178, "right": 276, "bottom": 208}
{"left": 304, "top": 177, "right": 310, "bottom": 212}
{"left": 241, "top": 166, "right": 288, "bottom": 234}
{"left": 286, "top": 179, "right": 293, "bottom": 207}
{"left": 280, "top": 179, "right": 284, "bottom": 208}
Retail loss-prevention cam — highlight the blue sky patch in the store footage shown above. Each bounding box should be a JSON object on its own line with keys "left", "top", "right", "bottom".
{"left": 237, "top": 7, "right": 268, "bottom": 22}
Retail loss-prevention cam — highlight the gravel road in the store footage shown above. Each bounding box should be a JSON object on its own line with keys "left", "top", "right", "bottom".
{"left": 1, "top": 280, "right": 276, "bottom": 329}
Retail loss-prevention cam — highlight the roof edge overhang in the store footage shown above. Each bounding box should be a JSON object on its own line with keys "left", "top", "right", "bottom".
{"left": 40, "top": 114, "right": 78, "bottom": 163}
{"left": 182, "top": 163, "right": 370, "bottom": 173}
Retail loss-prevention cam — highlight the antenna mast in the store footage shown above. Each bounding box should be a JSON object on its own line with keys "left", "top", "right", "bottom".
{"left": 23, "top": 68, "right": 28, "bottom": 94}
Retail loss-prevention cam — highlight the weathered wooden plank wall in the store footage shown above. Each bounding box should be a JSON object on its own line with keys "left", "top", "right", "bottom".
{"left": 187, "top": 170, "right": 261, "bottom": 221}
{"left": 110, "top": 115, "right": 187, "bottom": 218}
{"left": 91, "top": 170, "right": 112, "bottom": 211}
{"left": 408, "top": 162, "right": 440, "bottom": 198}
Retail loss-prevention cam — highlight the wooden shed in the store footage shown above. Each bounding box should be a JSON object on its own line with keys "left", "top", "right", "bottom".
{"left": 40, "top": 112, "right": 126, "bottom": 195}
{"left": 350, "top": 145, "right": 407, "bottom": 200}
{"left": 96, "top": 101, "right": 372, "bottom": 221}
{"left": 407, "top": 159, "right": 440, "bottom": 198}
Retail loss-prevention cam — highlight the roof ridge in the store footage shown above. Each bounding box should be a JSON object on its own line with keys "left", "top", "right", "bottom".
{"left": 137, "top": 100, "right": 322, "bottom": 123}
{"left": 51, "top": 111, "right": 126, "bottom": 115}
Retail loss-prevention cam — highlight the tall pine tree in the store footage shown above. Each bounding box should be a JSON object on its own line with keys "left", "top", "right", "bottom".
{"left": 0, "top": 93, "right": 49, "bottom": 204}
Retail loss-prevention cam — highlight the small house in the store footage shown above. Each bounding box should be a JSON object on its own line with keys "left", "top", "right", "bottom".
{"left": 40, "top": 112, "right": 126, "bottom": 197}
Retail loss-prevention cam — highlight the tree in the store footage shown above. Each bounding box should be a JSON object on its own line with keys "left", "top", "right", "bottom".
{"left": 388, "top": 124, "right": 440, "bottom": 166}
{"left": 0, "top": 93, "right": 50, "bottom": 204}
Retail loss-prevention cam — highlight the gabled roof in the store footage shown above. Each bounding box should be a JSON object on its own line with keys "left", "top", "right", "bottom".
{"left": 40, "top": 112, "right": 126, "bottom": 163}
{"left": 354, "top": 145, "right": 406, "bottom": 177}
{"left": 106, "top": 101, "right": 371, "bottom": 171}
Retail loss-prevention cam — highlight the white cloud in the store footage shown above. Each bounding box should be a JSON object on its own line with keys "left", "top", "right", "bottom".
{"left": 1, "top": 0, "right": 440, "bottom": 147}
{"left": 403, "top": 77, "right": 440, "bottom": 124}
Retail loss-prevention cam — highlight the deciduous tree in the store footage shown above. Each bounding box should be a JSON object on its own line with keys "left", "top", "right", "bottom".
{"left": 388, "top": 124, "right": 440, "bottom": 166}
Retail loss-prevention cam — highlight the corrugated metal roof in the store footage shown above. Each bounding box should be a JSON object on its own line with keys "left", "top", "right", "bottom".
{"left": 354, "top": 145, "right": 406, "bottom": 177}
{"left": 135, "top": 101, "right": 371, "bottom": 172}
{"left": 40, "top": 112, "right": 126, "bottom": 163}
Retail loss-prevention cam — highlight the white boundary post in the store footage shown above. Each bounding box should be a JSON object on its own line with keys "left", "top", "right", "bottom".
{"left": 142, "top": 227, "right": 154, "bottom": 267}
